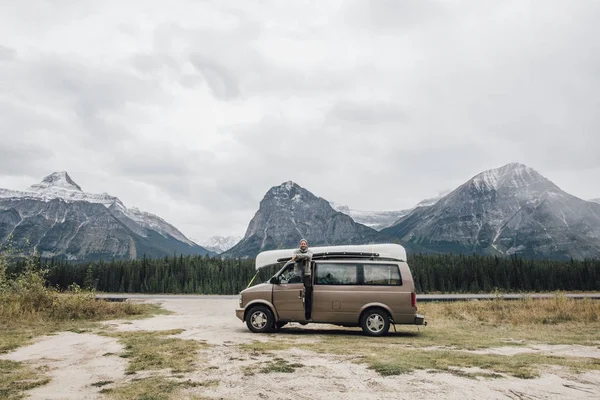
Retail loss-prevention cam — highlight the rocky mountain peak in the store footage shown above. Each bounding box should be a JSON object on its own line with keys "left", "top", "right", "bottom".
{"left": 268, "top": 181, "right": 305, "bottom": 197}
{"left": 223, "top": 182, "right": 386, "bottom": 258}
{"left": 0, "top": 172, "right": 210, "bottom": 260}
{"left": 469, "top": 162, "right": 558, "bottom": 194}
{"left": 28, "top": 171, "right": 82, "bottom": 192}
{"left": 382, "top": 163, "right": 600, "bottom": 260}
{"left": 262, "top": 181, "right": 319, "bottom": 209}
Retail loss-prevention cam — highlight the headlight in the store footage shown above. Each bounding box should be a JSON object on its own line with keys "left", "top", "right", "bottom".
{"left": 238, "top": 294, "right": 243, "bottom": 307}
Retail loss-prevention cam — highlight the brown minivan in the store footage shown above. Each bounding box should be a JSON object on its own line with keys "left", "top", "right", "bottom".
{"left": 235, "top": 244, "right": 426, "bottom": 336}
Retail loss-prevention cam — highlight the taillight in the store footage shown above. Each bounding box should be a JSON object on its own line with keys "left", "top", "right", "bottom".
{"left": 411, "top": 292, "right": 417, "bottom": 308}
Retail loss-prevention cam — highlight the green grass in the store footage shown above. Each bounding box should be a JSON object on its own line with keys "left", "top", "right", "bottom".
{"left": 103, "top": 330, "right": 208, "bottom": 374}
{"left": 91, "top": 380, "right": 114, "bottom": 387}
{"left": 0, "top": 360, "right": 50, "bottom": 400}
{"left": 259, "top": 358, "right": 304, "bottom": 374}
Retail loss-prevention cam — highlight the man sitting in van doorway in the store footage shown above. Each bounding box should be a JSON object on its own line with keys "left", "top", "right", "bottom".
{"left": 291, "top": 239, "right": 313, "bottom": 320}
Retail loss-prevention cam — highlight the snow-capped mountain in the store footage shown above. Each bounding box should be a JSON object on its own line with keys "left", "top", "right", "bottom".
{"left": 200, "top": 236, "right": 241, "bottom": 254}
{"left": 222, "top": 181, "right": 388, "bottom": 258}
{"left": 0, "top": 172, "right": 212, "bottom": 260}
{"left": 413, "top": 190, "right": 452, "bottom": 208}
{"left": 329, "top": 202, "right": 411, "bottom": 231}
{"left": 0, "top": 172, "right": 120, "bottom": 208}
{"left": 330, "top": 189, "right": 451, "bottom": 230}
{"left": 382, "top": 163, "right": 600, "bottom": 260}
{"left": 590, "top": 198, "right": 600, "bottom": 205}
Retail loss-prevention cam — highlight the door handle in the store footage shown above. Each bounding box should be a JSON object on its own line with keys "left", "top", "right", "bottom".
{"left": 299, "top": 290, "right": 303, "bottom": 298}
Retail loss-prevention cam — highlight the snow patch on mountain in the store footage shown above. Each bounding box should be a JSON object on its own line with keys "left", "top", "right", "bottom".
{"left": 330, "top": 189, "right": 452, "bottom": 231}
{"left": 414, "top": 190, "right": 452, "bottom": 208}
{"left": 127, "top": 208, "right": 196, "bottom": 246}
{"left": 199, "top": 236, "right": 242, "bottom": 254}
{"left": 29, "top": 171, "right": 82, "bottom": 192}
{"left": 590, "top": 198, "right": 600, "bottom": 205}
{"left": 471, "top": 163, "right": 547, "bottom": 193}
{"left": 0, "top": 171, "right": 122, "bottom": 209}
{"left": 0, "top": 172, "right": 196, "bottom": 246}
{"left": 329, "top": 201, "right": 411, "bottom": 231}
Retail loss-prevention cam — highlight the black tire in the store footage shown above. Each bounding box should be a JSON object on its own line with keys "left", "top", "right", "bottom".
{"left": 245, "top": 305, "right": 275, "bottom": 333}
{"left": 360, "top": 308, "right": 390, "bottom": 337}
{"left": 276, "top": 321, "right": 288, "bottom": 330}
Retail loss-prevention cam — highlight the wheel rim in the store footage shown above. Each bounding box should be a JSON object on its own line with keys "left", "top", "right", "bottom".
{"left": 366, "top": 314, "right": 385, "bottom": 333}
{"left": 250, "top": 311, "right": 268, "bottom": 329}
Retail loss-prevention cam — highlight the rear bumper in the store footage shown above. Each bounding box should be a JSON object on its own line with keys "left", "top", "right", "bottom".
{"left": 414, "top": 314, "right": 427, "bottom": 326}
{"left": 236, "top": 308, "right": 244, "bottom": 322}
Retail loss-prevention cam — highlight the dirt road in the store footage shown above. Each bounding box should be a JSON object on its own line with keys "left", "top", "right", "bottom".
{"left": 3, "top": 297, "right": 600, "bottom": 399}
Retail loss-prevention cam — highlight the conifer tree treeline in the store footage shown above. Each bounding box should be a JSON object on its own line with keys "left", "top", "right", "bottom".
{"left": 7, "top": 253, "right": 600, "bottom": 294}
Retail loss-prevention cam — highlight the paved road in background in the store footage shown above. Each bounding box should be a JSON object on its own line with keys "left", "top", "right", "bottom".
{"left": 96, "top": 293, "right": 600, "bottom": 302}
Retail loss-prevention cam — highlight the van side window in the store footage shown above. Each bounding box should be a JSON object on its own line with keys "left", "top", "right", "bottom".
{"left": 315, "top": 263, "right": 358, "bottom": 285}
{"left": 363, "top": 264, "right": 402, "bottom": 286}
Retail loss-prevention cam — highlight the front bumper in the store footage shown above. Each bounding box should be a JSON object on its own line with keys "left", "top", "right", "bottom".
{"left": 236, "top": 308, "right": 244, "bottom": 322}
{"left": 414, "top": 314, "right": 427, "bottom": 326}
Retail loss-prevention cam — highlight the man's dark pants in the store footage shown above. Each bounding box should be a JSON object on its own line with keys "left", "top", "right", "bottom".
{"left": 303, "top": 274, "right": 312, "bottom": 320}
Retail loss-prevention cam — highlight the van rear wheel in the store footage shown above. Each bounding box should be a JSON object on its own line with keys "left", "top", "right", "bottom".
{"left": 360, "top": 309, "right": 390, "bottom": 336}
{"left": 245, "top": 306, "right": 275, "bottom": 333}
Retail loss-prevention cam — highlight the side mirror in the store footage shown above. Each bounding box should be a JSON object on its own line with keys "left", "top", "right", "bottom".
{"left": 269, "top": 276, "right": 279, "bottom": 285}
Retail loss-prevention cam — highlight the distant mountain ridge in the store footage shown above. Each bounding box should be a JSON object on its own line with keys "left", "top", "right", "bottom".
{"left": 200, "top": 236, "right": 241, "bottom": 254}
{"left": 328, "top": 202, "right": 411, "bottom": 231}
{"left": 0, "top": 172, "right": 212, "bottom": 260}
{"left": 382, "top": 163, "right": 600, "bottom": 260}
{"left": 591, "top": 198, "right": 600, "bottom": 205}
{"left": 223, "top": 181, "right": 388, "bottom": 258}
{"left": 329, "top": 190, "right": 451, "bottom": 231}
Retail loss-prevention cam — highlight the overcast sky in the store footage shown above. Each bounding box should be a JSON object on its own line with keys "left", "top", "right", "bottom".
{"left": 1, "top": 0, "right": 599, "bottom": 243}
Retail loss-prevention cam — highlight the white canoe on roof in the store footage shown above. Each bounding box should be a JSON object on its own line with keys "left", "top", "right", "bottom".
{"left": 255, "top": 243, "right": 407, "bottom": 270}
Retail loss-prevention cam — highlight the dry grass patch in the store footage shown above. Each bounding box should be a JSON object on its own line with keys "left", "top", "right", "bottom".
{"left": 422, "top": 295, "right": 600, "bottom": 325}
{"left": 100, "top": 377, "right": 218, "bottom": 400}
{"left": 241, "top": 337, "right": 600, "bottom": 379}
{"left": 240, "top": 297, "right": 600, "bottom": 379}
{"left": 0, "top": 302, "right": 165, "bottom": 354}
{"left": 240, "top": 340, "right": 296, "bottom": 354}
{"left": 242, "top": 357, "right": 304, "bottom": 376}
{"left": 0, "top": 360, "right": 50, "bottom": 400}
{"left": 103, "top": 330, "right": 208, "bottom": 374}
{"left": 414, "top": 297, "right": 600, "bottom": 348}
{"left": 363, "top": 348, "right": 600, "bottom": 378}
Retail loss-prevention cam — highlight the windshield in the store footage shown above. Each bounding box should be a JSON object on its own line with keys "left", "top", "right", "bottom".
{"left": 275, "top": 262, "right": 304, "bottom": 284}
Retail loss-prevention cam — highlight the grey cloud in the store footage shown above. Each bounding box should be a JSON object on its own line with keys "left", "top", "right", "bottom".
{"left": 0, "top": 143, "right": 53, "bottom": 175}
{"left": 131, "top": 53, "right": 176, "bottom": 73}
{"left": 0, "top": 45, "right": 16, "bottom": 61}
{"left": 3, "top": 54, "right": 164, "bottom": 148}
{"left": 131, "top": 53, "right": 204, "bottom": 88}
{"left": 189, "top": 54, "right": 240, "bottom": 100}
{"left": 342, "top": 0, "right": 451, "bottom": 32}
{"left": 156, "top": 20, "right": 353, "bottom": 98}
{"left": 327, "top": 101, "right": 406, "bottom": 125}
{"left": 2, "top": 0, "right": 600, "bottom": 240}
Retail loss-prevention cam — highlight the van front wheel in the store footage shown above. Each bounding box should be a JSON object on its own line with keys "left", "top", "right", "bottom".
{"left": 245, "top": 306, "right": 275, "bottom": 333}
{"left": 360, "top": 309, "right": 390, "bottom": 336}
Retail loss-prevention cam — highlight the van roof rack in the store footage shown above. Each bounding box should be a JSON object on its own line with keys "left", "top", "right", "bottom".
{"left": 276, "top": 251, "right": 381, "bottom": 263}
